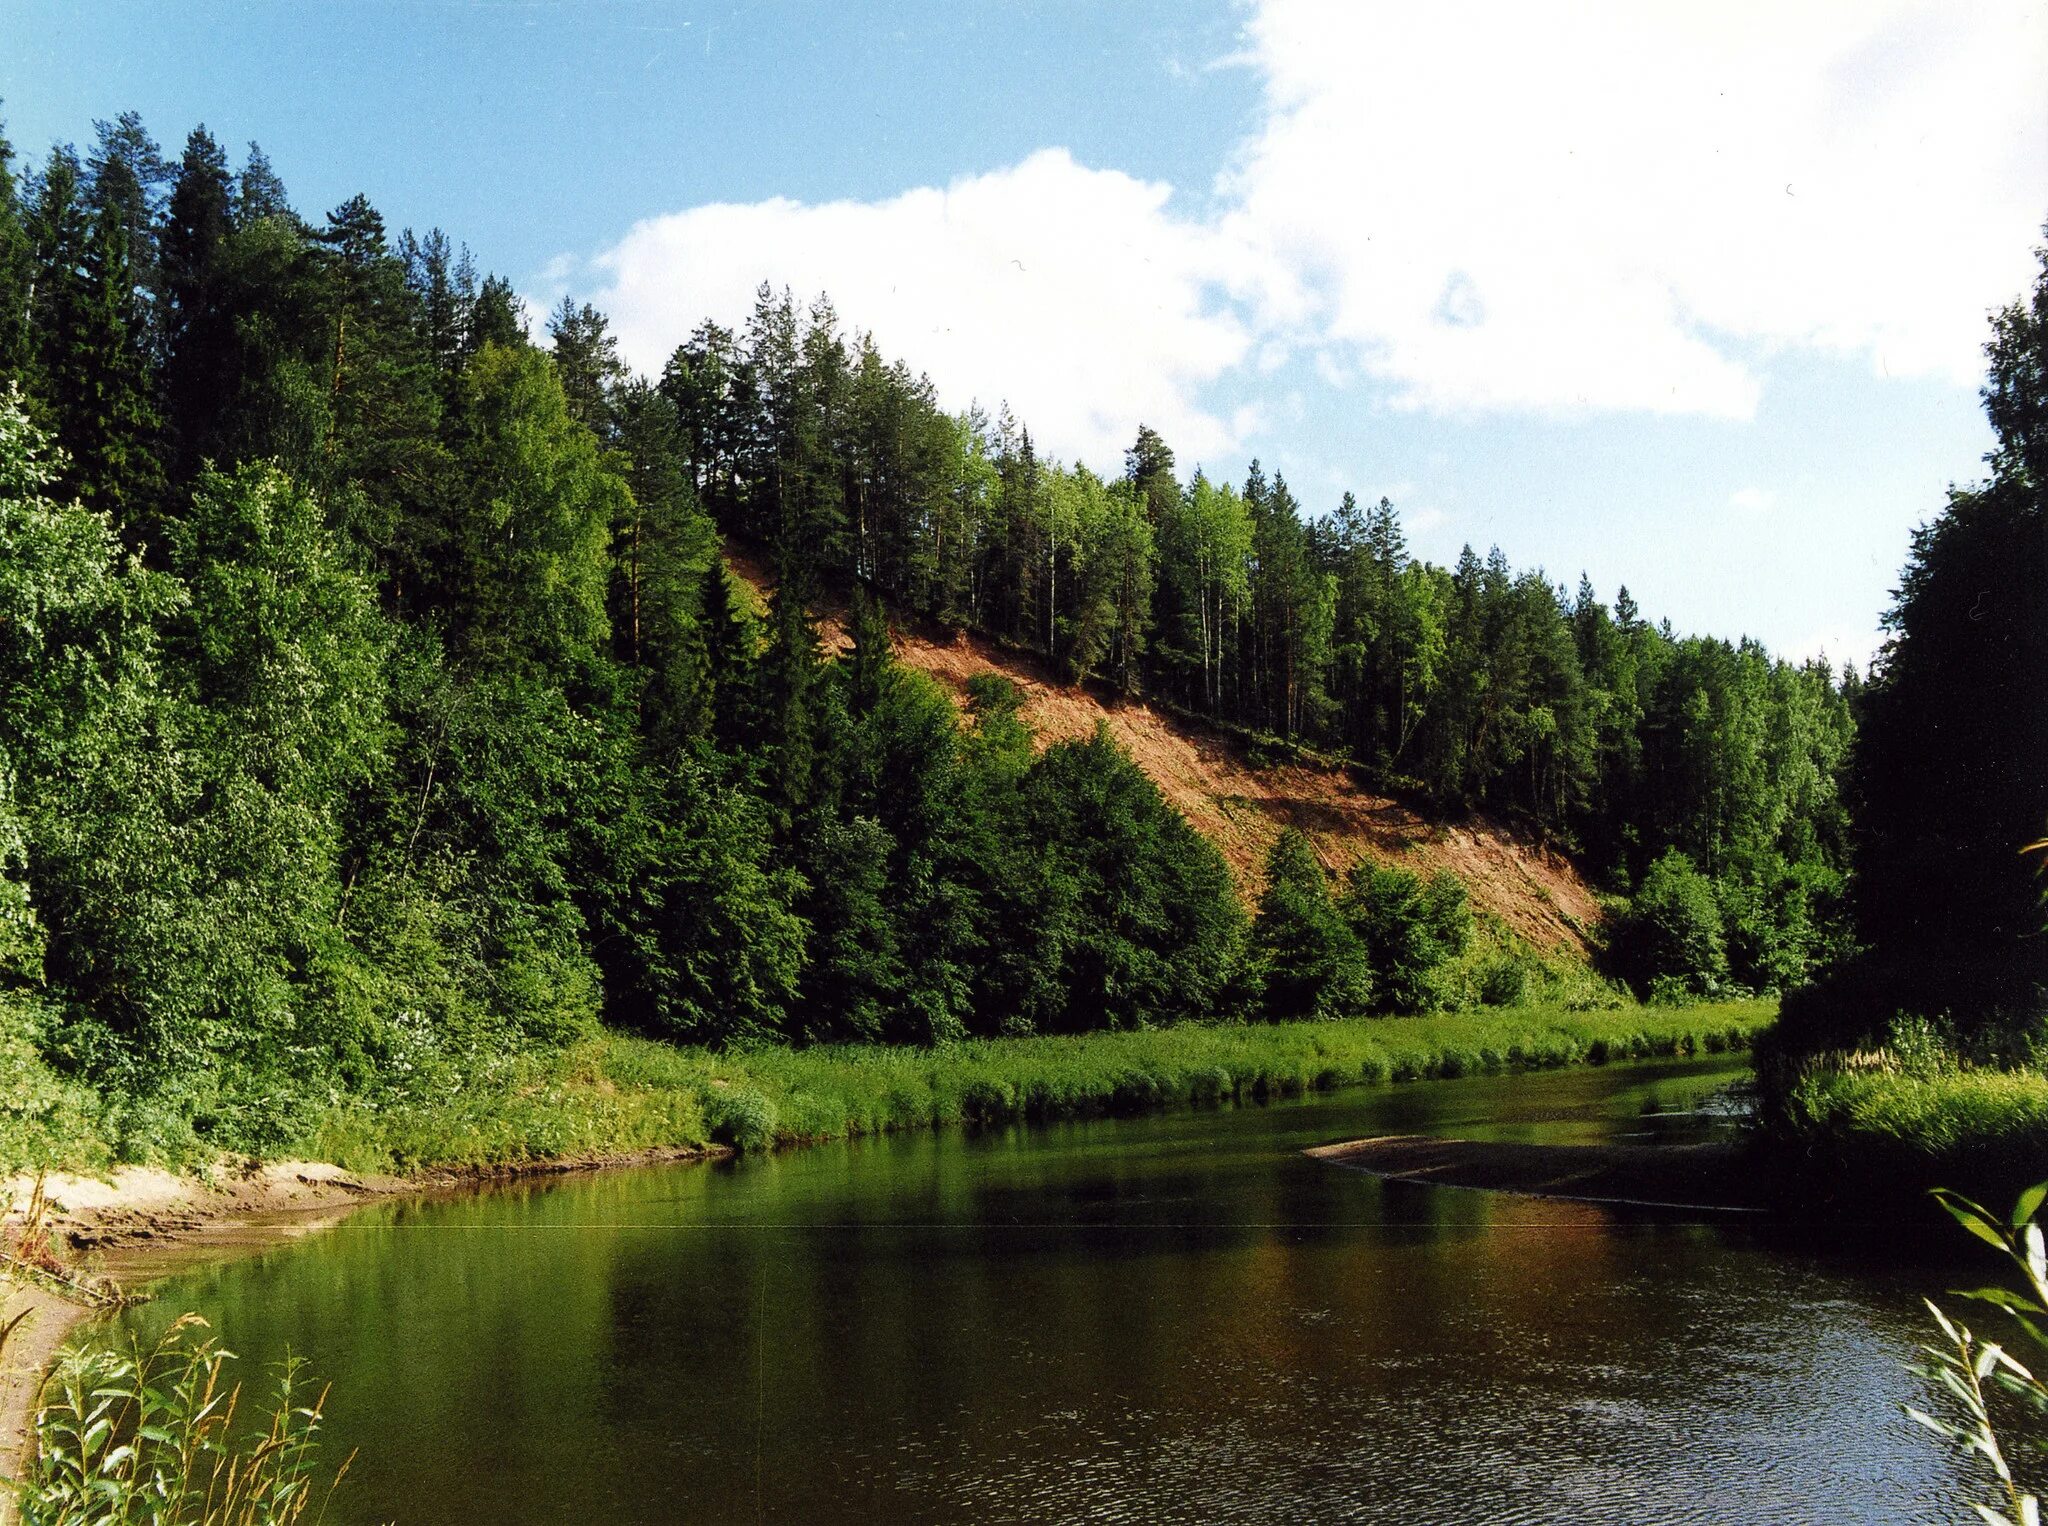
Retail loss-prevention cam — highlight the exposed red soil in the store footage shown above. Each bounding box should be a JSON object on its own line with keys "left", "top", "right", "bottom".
{"left": 725, "top": 547, "right": 1604, "bottom": 955}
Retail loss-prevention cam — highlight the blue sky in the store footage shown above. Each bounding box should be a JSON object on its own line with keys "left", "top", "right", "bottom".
{"left": 6, "top": 0, "right": 2045, "bottom": 668}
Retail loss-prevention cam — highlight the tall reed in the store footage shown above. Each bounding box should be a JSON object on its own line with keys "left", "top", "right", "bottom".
{"left": 13, "top": 1314, "right": 354, "bottom": 1526}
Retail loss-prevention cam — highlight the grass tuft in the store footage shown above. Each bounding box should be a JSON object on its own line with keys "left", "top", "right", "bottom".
{"left": 1767, "top": 1063, "right": 2048, "bottom": 1208}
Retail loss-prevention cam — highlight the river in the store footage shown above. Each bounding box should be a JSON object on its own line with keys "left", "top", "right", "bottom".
{"left": 116, "top": 1056, "right": 1975, "bottom": 1523}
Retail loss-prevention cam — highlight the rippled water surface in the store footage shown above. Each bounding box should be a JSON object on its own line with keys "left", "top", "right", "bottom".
{"left": 123, "top": 1057, "right": 1973, "bottom": 1523}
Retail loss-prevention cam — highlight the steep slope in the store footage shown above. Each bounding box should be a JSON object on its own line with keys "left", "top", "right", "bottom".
{"left": 727, "top": 551, "right": 1605, "bottom": 956}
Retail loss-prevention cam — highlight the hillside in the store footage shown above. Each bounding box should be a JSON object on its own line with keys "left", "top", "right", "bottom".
{"left": 726, "top": 549, "right": 1605, "bottom": 957}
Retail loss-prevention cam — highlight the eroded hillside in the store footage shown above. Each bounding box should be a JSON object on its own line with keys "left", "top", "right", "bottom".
{"left": 728, "top": 551, "right": 1605, "bottom": 957}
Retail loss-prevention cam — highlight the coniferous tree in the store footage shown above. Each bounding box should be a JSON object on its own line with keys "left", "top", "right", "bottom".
{"left": 1804, "top": 235, "right": 2048, "bottom": 1042}
{"left": 549, "top": 298, "right": 625, "bottom": 437}
{"left": 158, "top": 126, "right": 236, "bottom": 477}
{"left": 1251, "top": 830, "right": 1371, "bottom": 1021}
{"left": 84, "top": 112, "right": 167, "bottom": 325}
{"left": 235, "top": 143, "right": 292, "bottom": 227}
{"left": 466, "top": 275, "right": 527, "bottom": 357}
{"left": 0, "top": 118, "right": 33, "bottom": 380}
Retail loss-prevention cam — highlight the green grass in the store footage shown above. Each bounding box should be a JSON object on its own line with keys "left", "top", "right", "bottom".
{"left": 1769, "top": 1062, "right": 2048, "bottom": 1208}
{"left": 303, "top": 998, "right": 1777, "bottom": 1174}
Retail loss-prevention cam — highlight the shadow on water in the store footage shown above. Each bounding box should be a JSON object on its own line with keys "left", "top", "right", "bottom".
{"left": 112, "top": 1055, "right": 1981, "bottom": 1525}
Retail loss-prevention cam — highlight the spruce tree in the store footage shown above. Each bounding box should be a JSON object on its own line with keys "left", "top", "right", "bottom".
{"left": 158, "top": 126, "right": 236, "bottom": 475}
{"left": 1252, "top": 829, "right": 1371, "bottom": 1021}
{"left": 1821, "top": 236, "right": 2048, "bottom": 1040}
{"left": 698, "top": 560, "right": 758, "bottom": 751}
{"left": 0, "top": 116, "right": 32, "bottom": 380}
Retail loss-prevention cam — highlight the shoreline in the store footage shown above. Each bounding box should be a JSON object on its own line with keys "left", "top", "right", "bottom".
{"left": 1, "top": 1005, "right": 1775, "bottom": 1504}
{"left": 0, "top": 1144, "right": 728, "bottom": 1504}
{"left": 1306, "top": 1133, "right": 1765, "bottom": 1213}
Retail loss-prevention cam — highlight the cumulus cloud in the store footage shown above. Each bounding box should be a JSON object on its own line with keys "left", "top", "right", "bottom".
{"left": 1224, "top": 0, "right": 2048, "bottom": 417}
{"left": 1729, "top": 487, "right": 1776, "bottom": 514}
{"left": 585, "top": 149, "right": 1256, "bottom": 466}
{"left": 576, "top": 1, "right": 2048, "bottom": 458}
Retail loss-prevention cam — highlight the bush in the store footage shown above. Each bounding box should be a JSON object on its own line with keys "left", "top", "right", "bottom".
{"left": 1477, "top": 955, "right": 1529, "bottom": 1008}
{"left": 1251, "top": 831, "right": 1371, "bottom": 1020}
{"left": 1340, "top": 864, "right": 1472, "bottom": 1014}
{"left": 1611, "top": 850, "right": 1728, "bottom": 998}
{"left": 703, "top": 1083, "right": 779, "bottom": 1151}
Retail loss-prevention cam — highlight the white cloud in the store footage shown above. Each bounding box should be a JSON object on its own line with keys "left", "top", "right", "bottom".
{"left": 1223, "top": 0, "right": 2048, "bottom": 417}
{"left": 1789, "top": 625, "right": 1879, "bottom": 672}
{"left": 1729, "top": 487, "right": 1776, "bottom": 514}
{"left": 584, "top": 149, "right": 1256, "bottom": 467}
{"left": 575, "top": 1, "right": 2048, "bottom": 453}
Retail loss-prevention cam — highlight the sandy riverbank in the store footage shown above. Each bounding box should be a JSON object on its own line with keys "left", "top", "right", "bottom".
{"left": 1307, "top": 1134, "right": 1765, "bottom": 1212}
{"left": 0, "top": 1145, "right": 725, "bottom": 1511}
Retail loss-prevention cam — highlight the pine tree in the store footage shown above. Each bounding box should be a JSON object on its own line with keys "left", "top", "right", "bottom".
{"left": 844, "top": 583, "right": 892, "bottom": 718}
{"left": 85, "top": 113, "right": 167, "bottom": 309}
{"left": 698, "top": 560, "right": 758, "bottom": 751}
{"left": 549, "top": 298, "right": 625, "bottom": 436}
{"left": 1823, "top": 236, "right": 2048, "bottom": 1039}
{"left": 55, "top": 201, "right": 163, "bottom": 526}
{"left": 1124, "top": 423, "right": 1177, "bottom": 524}
{"left": 753, "top": 578, "right": 828, "bottom": 821}
{"left": 0, "top": 116, "right": 32, "bottom": 380}
{"left": 466, "top": 275, "right": 527, "bottom": 358}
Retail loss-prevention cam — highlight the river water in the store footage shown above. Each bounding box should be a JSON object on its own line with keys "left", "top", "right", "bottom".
{"left": 120, "top": 1057, "right": 1976, "bottom": 1523}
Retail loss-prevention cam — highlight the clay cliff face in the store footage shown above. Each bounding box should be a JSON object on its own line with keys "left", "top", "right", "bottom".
{"left": 726, "top": 549, "right": 1603, "bottom": 957}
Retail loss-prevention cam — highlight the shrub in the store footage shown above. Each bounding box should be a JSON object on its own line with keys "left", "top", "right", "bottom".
{"left": 18, "top": 1314, "right": 349, "bottom": 1525}
{"left": 1251, "top": 831, "right": 1372, "bottom": 1020}
{"left": 1611, "top": 850, "right": 1727, "bottom": 998}
{"left": 1477, "top": 956, "right": 1529, "bottom": 1008}
{"left": 1341, "top": 864, "right": 1472, "bottom": 1014}
{"left": 703, "top": 1084, "right": 779, "bottom": 1151}
{"left": 1910, "top": 1184, "right": 2048, "bottom": 1525}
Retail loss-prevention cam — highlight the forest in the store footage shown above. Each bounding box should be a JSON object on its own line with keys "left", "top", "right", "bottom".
{"left": 0, "top": 111, "right": 1899, "bottom": 1159}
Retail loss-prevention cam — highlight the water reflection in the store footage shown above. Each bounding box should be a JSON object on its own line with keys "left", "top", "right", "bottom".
{"left": 121, "top": 1058, "right": 1971, "bottom": 1523}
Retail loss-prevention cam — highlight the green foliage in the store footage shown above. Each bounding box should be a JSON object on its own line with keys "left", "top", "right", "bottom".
{"left": 1909, "top": 1184, "right": 2048, "bottom": 1526}
{"left": 1713, "top": 851, "right": 1845, "bottom": 994}
{"left": 452, "top": 341, "right": 621, "bottom": 675}
{"left": 1769, "top": 1063, "right": 2048, "bottom": 1211}
{"left": 1340, "top": 863, "right": 1470, "bottom": 1013}
{"left": 1252, "top": 830, "right": 1371, "bottom": 1021}
{"left": 301, "top": 1001, "right": 1775, "bottom": 1172}
{"left": 1476, "top": 955, "right": 1531, "bottom": 1009}
{"left": 1789, "top": 237, "right": 2048, "bottom": 1054}
{"left": 0, "top": 109, "right": 1860, "bottom": 1167}
{"left": 0, "top": 994, "right": 111, "bottom": 1172}
{"left": 18, "top": 1315, "right": 348, "bottom": 1525}
{"left": 1001, "top": 726, "right": 1247, "bottom": 1034}
{"left": 1611, "top": 850, "right": 1729, "bottom": 998}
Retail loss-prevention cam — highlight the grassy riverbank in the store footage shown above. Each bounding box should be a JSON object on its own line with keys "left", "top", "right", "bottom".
{"left": 0, "top": 1002, "right": 1773, "bottom": 1497}
{"left": 302, "top": 999, "right": 1776, "bottom": 1173}
{"left": 1765, "top": 1062, "right": 2048, "bottom": 1209}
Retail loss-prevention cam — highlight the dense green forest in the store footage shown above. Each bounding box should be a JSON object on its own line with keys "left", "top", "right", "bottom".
{"left": 0, "top": 114, "right": 1859, "bottom": 1156}
{"left": 1778, "top": 233, "right": 2048, "bottom": 1060}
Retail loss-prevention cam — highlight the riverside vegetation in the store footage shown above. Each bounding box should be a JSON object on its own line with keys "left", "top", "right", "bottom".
{"left": 0, "top": 96, "right": 2036, "bottom": 1526}
{"left": 0, "top": 112, "right": 1855, "bottom": 1173}
{"left": 1759, "top": 233, "right": 2048, "bottom": 1209}
{"left": 11, "top": 1315, "right": 347, "bottom": 1526}
{"left": 9, "top": 1001, "right": 1776, "bottom": 1175}
{"left": 1907, "top": 1183, "right": 2048, "bottom": 1526}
